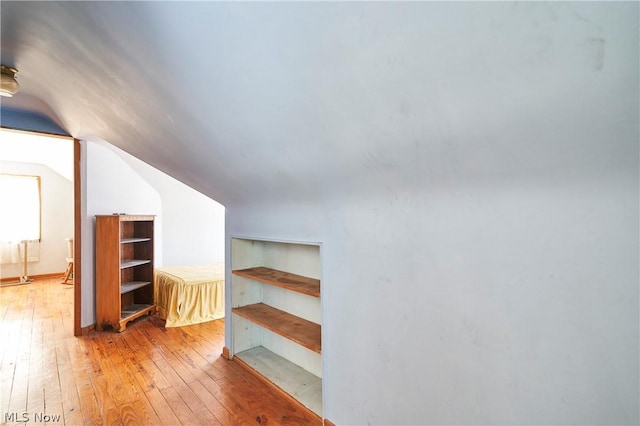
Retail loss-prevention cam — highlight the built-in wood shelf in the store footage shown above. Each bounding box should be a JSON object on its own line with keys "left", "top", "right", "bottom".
{"left": 232, "top": 266, "right": 320, "bottom": 298}
{"left": 230, "top": 239, "right": 322, "bottom": 418}
{"left": 121, "top": 237, "right": 151, "bottom": 244}
{"left": 120, "top": 259, "right": 151, "bottom": 269}
{"left": 232, "top": 303, "right": 321, "bottom": 354}
{"left": 234, "top": 346, "right": 322, "bottom": 416}
{"left": 120, "top": 281, "right": 151, "bottom": 294}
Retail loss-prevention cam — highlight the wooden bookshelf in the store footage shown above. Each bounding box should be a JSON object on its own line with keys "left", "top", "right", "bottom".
{"left": 121, "top": 259, "right": 151, "bottom": 269}
{"left": 120, "top": 304, "right": 154, "bottom": 320}
{"left": 233, "top": 266, "right": 320, "bottom": 297}
{"left": 121, "top": 281, "right": 152, "bottom": 294}
{"left": 121, "top": 237, "right": 151, "bottom": 244}
{"left": 95, "top": 215, "right": 155, "bottom": 332}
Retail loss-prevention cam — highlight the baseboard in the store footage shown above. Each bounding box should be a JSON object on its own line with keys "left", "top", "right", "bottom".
{"left": 232, "top": 355, "right": 323, "bottom": 425}
{"left": 324, "top": 420, "right": 336, "bottom": 426}
{"left": 222, "top": 346, "right": 231, "bottom": 360}
{"left": 0, "top": 272, "right": 65, "bottom": 285}
{"left": 0, "top": 281, "right": 28, "bottom": 287}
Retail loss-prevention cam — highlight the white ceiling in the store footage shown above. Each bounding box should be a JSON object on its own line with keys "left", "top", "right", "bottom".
{"left": 1, "top": 2, "right": 637, "bottom": 207}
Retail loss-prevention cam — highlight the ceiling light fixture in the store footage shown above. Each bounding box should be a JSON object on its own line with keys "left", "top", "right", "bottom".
{"left": 0, "top": 65, "right": 20, "bottom": 97}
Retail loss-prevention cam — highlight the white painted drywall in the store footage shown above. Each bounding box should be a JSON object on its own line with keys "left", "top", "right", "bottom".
{"left": 222, "top": 3, "right": 639, "bottom": 424}
{"left": 0, "top": 161, "right": 73, "bottom": 278}
{"left": 82, "top": 141, "right": 162, "bottom": 326}
{"left": 227, "top": 167, "right": 638, "bottom": 424}
{"left": 81, "top": 140, "right": 225, "bottom": 327}
{"left": 109, "top": 143, "right": 225, "bottom": 265}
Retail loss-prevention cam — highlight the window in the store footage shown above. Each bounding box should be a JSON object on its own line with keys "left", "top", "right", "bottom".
{"left": 0, "top": 174, "right": 41, "bottom": 242}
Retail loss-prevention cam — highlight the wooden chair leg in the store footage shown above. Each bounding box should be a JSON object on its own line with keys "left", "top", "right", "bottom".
{"left": 62, "top": 262, "right": 73, "bottom": 284}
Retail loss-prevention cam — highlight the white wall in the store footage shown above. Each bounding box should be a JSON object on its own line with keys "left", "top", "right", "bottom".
{"left": 0, "top": 161, "right": 73, "bottom": 278}
{"left": 112, "top": 144, "right": 225, "bottom": 265}
{"left": 82, "top": 141, "right": 162, "bottom": 326}
{"left": 81, "top": 140, "right": 225, "bottom": 327}
{"left": 226, "top": 167, "right": 638, "bottom": 425}
{"left": 221, "top": 3, "right": 638, "bottom": 424}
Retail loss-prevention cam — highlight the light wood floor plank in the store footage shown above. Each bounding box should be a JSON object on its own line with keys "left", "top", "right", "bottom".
{"left": 74, "top": 381, "right": 103, "bottom": 425}
{"left": 129, "top": 349, "right": 172, "bottom": 391}
{"left": 159, "top": 386, "right": 204, "bottom": 425}
{"left": 0, "top": 279, "right": 321, "bottom": 425}
{"left": 143, "top": 387, "right": 182, "bottom": 425}
{"left": 189, "top": 378, "right": 257, "bottom": 426}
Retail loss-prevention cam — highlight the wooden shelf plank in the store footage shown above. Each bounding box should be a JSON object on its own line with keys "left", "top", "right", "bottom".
{"left": 116, "top": 304, "right": 154, "bottom": 332}
{"left": 120, "top": 281, "right": 151, "bottom": 294}
{"left": 232, "top": 303, "right": 321, "bottom": 353}
{"left": 120, "top": 303, "right": 153, "bottom": 319}
{"left": 232, "top": 267, "right": 320, "bottom": 297}
{"left": 234, "top": 346, "right": 322, "bottom": 417}
{"left": 120, "top": 259, "right": 151, "bottom": 269}
{"left": 121, "top": 237, "right": 151, "bottom": 244}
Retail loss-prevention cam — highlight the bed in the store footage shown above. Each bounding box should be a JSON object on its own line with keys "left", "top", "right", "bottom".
{"left": 154, "top": 263, "right": 225, "bottom": 327}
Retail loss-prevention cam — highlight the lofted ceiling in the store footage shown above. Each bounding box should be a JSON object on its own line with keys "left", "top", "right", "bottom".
{"left": 1, "top": 2, "right": 637, "bottom": 207}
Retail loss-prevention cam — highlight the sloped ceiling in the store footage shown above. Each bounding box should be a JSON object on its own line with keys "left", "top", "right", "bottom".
{"left": 1, "top": 2, "right": 637, "bottom": 207}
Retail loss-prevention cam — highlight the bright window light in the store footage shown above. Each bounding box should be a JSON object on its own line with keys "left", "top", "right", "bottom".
{"left": 0, "top": 174, "right": 41, "bottom": 242}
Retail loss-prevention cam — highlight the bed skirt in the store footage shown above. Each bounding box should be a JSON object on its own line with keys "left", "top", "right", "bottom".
{"left": 154, "top": 263, "right": 225, "bottom": 327}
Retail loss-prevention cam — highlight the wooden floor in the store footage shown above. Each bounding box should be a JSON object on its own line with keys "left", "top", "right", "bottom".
{"left": 0, "top": 278, "right": 321, "bottom": 425}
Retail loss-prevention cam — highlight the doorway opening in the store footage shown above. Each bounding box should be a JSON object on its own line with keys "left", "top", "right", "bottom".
{"left": 0, "top": 128, "right": 81, "bottom": 335}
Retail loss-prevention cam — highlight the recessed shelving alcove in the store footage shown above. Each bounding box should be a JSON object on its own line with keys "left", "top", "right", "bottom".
{"left": 230, "top": 237, "right": 323, "bottom": 418}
